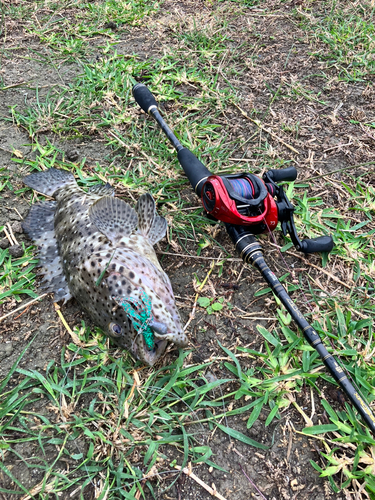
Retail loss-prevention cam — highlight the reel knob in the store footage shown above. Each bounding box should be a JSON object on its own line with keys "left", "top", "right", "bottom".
{"left": 202, "top": 182, "right": 216, "bottom": 212}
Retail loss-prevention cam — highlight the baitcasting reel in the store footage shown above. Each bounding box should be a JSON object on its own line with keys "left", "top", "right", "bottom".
{"left": 201, "top": 167, "right": 333, "bottom": 253}
{"left": 201, "top": 172, "right": 279, "bottom": 229}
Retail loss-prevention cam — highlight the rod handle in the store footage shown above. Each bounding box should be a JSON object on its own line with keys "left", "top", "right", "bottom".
{"left": 266, "top": 166, "right": 298, "bottom": 183}
{"left": 133, "top": 83, "right": 158, "bottom": 114}
{"left": 177, "top": 148, "right": 212, "bottom": 197}
{"left": 300, "top": 235, "right": 334, "bottom": 253}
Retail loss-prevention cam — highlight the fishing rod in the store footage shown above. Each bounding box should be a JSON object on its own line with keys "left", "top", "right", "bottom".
{"left": 132, "top": 83, "right": 375, "bottom": 435}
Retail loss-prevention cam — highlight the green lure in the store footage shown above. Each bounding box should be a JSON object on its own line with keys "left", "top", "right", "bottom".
{"left": 115, "top": 290, "right": 155, "bottom": 350}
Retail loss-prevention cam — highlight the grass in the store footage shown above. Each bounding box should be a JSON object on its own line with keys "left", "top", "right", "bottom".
{"left": 1, "top": 0, "right": 375, "bottom": 498}
{"left": 296, "top": 1, "right": 375, "bottom": 81}
{"left": 0, "top": 245, "right": 38, "bottom": 304}
{"left": 7, "top": 0, "right": 160, "bottom": 61}
{"left": 0, "top": 328, "right": 269, "bottom": 498}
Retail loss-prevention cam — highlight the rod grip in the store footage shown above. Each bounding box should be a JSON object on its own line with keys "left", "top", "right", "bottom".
{"left": 300, "top": 235, "right": 334, "bottom": 253}
{"left": 266, "top": 166, "right": 297, "bottom": 183}
{"left": 133, "top": 83, "right": 158, "bottom": 114}
{"left": 177, "top": 148, "right": 212, "bottom": 196}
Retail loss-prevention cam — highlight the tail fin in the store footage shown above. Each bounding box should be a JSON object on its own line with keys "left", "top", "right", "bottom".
{"left": 23, "top": 168, "right": 76, "bottom": 197}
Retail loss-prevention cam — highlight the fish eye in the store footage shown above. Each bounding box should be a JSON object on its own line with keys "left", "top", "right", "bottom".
{"left": 108, "top": 322, "right": 122, "bottom": 337}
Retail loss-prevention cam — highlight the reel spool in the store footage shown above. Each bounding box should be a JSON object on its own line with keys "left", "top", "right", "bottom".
{"left": 201, "top": 173, "right": 278, "bottom": 232}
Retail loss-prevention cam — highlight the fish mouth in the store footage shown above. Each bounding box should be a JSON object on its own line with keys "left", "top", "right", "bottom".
{"left": 136, "top": 336, "right": 168, "bottom": 366}
{"left": 149, "top": 314, "right": 188, "bottom": 346}
{"left": 136, "top": 334, "right": 188, "bottom": 367}
{"left": 135, "top": 319, "right": 188, "bottom": 366}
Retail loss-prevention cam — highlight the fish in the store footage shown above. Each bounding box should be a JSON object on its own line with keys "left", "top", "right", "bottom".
{"left": 22, "top": 168, "right": 188, "bottom": 365}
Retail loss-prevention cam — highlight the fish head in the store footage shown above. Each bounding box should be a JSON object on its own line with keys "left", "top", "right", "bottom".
{"left": 102, "top": 255, "right": 187, "bottom": 366}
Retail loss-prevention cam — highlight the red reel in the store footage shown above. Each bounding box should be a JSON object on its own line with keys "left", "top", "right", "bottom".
{"left": 201, "top": 174, "right": 278, "bottom": 232}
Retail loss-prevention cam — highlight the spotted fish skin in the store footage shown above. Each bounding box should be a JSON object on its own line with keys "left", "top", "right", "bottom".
{"left": 22, "top": 168, "right": 187, "bottom": 365}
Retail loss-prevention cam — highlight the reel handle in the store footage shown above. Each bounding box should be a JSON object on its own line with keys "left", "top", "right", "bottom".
{"left": 266, "top": 166, "right": 297, "bottom": 183}
{"left": 299, "top": 235, "right": 334, "bottom": 254}
{"left": 133, "top": 83, "right": 158, "bottom": 113}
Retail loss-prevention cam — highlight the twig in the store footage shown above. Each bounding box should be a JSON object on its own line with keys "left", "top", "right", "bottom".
{"left": 14, "top": 303, "right": 33, "bottom": 320}
{"left": 54, "top": 303, "right": 98, "bottom": 347}
{"left": 323, "top": 141, "right": 353, "bottom": 153}
{"left": 310, "top": 386, "right": 315, "bottom": 422}
{"left": 6, "top": 222, "right": 19, "bottom": 245}
{"left": 287, "top": 393, "right": 313, "bottom": 426}
{"left": 168, "top": 205, "right": 202, "bottom": 212}
{"left": 234, "top": 305, "right": 275, "bottom": 319}
{"left": 53, "top": 302, "right": 82, "bottom": 346}
{"left": 174, "top": 464, "right": 227, "bottom": 500}
{"left": 239, "top": 315, "right": 276, "bottom": 320}
{"left": 286, "top": 428, "right": 293, "bottom": 462}
{"left": 240, "top": 465, "right": 268, "bottom": 500}
{"left": 304, "top": 160, "right": 375, "bottom": 181}
{"left": 3, "top": 225, "right": 16, "bottom": 246}
{"left": 233, "top": 447, "right": 245, "bottom": 459}
{"left": 0, "top": 80, "right": 26, "bottom": 90}
{"left": 157, "top": 251, "right": 241, "bottom": 262}
{"left": 294, "top": 428, "right": 356, "bottom": 450}
{"left": 0, "top": 294, "right": 48, "bottom": 322}
{"left": 21, "top": 480, "right": 55, "bottom": 500}
{"left": 233, "top": 103, "right": 299, "bottom": 154}
{"left": 360, "top": 123, "right": 375, "bottom": 142}
{"left": 13, "top": 207, "right": 24, "bottom": 219}
{"left": 54, "top": 303, "right": 74, "bottom": 334}
{"left": 124, "top": 369, "right": 143, "bottom": 419}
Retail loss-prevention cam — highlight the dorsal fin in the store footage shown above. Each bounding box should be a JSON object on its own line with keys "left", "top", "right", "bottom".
{"left": 88, "top": 183, "right": 115, "bottom": 197}
{"left": 135, "top": 193, "right": 155, "bottom": 237}
{"left": 148, "top": 215, "right": 167, "bottom": 245}
{"left": 135, "top": 193, "right": 167, "bottom": 245}
{"left": 89, "top": 196, "right": 138, "bottom": 242}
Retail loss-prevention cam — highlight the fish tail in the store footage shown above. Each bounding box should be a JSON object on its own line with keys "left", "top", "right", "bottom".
{"left": 23, "top": 168, "right": 76, "bottom": 197}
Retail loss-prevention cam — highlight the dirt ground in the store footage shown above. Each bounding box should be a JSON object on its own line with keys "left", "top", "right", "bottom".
{"left": 1, "top": 1, "right": 374, "bottom": 499}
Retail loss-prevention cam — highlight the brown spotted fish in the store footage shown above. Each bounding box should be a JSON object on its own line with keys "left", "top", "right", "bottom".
{"left": 22, "top": 168, "right": 187, "bottom": 365}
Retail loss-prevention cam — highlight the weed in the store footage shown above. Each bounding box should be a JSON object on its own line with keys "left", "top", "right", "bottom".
{"left": 296, "top": 2, "right": 375, "bottom": 81}
{"left": 197, "top": 296, "right": 228, "bottom": 314}
{"left": 0, "top": 244, "right": 39, "bottom": 304}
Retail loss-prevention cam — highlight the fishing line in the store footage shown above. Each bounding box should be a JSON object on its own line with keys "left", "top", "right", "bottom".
{"left": 228, "top": 177, "right": 255, "bottom": 200}
{"left": 113, "top": 290, "right": 155, "bottom": 350}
